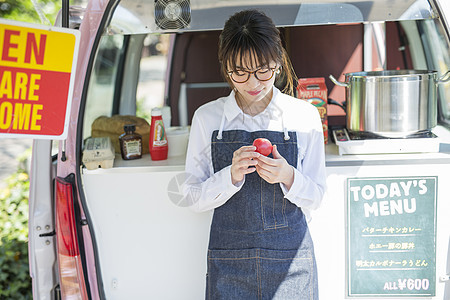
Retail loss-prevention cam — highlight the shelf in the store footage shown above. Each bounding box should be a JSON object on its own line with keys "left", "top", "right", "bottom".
{"left": 82, "top": 126, "right": 450, "bottom": 173}
{"left": 82, "top": 153, "right": 186, "bottom": 174}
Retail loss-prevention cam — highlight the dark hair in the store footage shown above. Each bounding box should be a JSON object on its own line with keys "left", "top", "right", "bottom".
{"left": 218, "top": 10, "right": 297, "bottom": 96}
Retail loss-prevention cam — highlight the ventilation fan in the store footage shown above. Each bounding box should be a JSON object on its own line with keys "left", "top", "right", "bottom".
{"left": 155, "top": 0, "right": 191, "bottom": 30}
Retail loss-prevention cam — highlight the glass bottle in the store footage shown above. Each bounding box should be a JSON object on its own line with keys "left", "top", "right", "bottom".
{"left": 119, "top": 124, "right": 142, "bottom": 160}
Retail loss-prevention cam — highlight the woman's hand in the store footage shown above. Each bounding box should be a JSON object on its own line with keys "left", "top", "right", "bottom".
{"left": 255, "top": 145, "right": 294, "bottom": 190}
{"left": 231, "top": 146, "right": 260, "bottom": 186}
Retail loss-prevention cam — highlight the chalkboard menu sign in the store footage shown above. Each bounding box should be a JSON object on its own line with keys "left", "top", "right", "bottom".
{"left": 347, "top": 176, "right": 437, "bottom": 297}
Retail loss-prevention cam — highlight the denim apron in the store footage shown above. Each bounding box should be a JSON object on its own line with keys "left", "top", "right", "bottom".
{"left": 207, "top": 127, "right": 318, "bottom": 300}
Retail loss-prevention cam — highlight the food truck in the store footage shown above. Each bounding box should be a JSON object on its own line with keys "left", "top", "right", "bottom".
{"left": 7, "top": 0, "right": 449, "bottom": 299}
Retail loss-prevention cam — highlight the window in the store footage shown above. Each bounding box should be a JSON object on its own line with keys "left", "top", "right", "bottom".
{"left": 82, "top": 33, "right": 170, "bottom": 144}
{"left": 135, "top": 34, "right": 170, "bottom": 124}
{"left": 391, "top": 19, "right": 450, "bottom": 127}
{"left": 82, "top": 35, "right": 125, "bottom": 140}
{"left": 416, "top": 19, "right": 450, "bottom": 126}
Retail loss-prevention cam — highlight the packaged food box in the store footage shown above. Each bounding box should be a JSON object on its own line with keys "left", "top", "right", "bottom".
{"left": 91, "top": 115, "right": 150, "bottom": 154}
{"left": 296, "top": 77, "right": 328, "bottom": 144}
{"left": 82, "top": 137, "right": 115, "bottom": 170}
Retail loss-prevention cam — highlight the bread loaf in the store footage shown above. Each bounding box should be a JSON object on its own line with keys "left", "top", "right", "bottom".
{"left": 91, "top": 115, "right": 150, "bottom": 154}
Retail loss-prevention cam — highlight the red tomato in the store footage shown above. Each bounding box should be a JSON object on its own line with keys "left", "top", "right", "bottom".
{"left": 252, "top": 138, "right": 273, "bottom": 156}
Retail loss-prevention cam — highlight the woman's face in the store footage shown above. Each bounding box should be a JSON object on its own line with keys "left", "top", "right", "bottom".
{"left": 227, "top": 54, "right": 278, "bottom": 107}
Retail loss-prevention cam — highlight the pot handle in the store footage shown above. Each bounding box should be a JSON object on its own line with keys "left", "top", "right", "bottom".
{"left": 329, "top": 74, "right": 349, "bottom": 87}
{"left": 328, "top": 98, "right": 346, "bottom": 113}
{"left": 438, "top": 70, "right": 450, "bottom": 84}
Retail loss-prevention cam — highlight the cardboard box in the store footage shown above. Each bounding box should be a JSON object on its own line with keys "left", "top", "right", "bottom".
{"left": 296, "top": 77, "right": 328, "bottom": 144}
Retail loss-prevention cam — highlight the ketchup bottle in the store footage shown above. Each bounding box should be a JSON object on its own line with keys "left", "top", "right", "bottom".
{"left": 149, "top": 107, "right": 168, "bottom": 160}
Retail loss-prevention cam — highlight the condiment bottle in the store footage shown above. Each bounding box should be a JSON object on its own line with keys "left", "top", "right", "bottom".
{"left": 149, "top": 108, "right": 168, "bottom": 160}
{"left": 119, "top": 124, "right": 142, "bottom": 160}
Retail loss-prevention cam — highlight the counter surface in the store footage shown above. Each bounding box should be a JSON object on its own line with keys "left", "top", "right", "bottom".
{"left": 82, "top": 126, "right": 450, "bottom": 173}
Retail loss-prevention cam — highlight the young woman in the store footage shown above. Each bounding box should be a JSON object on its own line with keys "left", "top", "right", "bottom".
{"left": 184, "top": 9, "right": 326, "bottom": 299}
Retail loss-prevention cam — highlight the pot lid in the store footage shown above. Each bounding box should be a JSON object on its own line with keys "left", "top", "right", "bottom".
{"left": 345, "top": 70, "right": 438, "bottom": 78}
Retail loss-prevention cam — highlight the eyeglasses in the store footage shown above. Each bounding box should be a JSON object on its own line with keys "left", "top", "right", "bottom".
{"left": 227, "top": 67, "right": 279, "bottom": 83}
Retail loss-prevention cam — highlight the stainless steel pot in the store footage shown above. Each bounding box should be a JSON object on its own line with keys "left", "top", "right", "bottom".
{"left": 329, "top": 70, "right": 450, "bottom": 138}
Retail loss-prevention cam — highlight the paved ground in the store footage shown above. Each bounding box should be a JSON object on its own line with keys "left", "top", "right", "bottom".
{"left": 0, "top": 138, "right": 33, "bottom": 188}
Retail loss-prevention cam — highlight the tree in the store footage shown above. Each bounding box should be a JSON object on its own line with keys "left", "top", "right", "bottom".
{"left": 0, "top": 0, "right": 62, "bottom": 25}
{"left": 0, "top": 152, "right": 32, "bottom": 299}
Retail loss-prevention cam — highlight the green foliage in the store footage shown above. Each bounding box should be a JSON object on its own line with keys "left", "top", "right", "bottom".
{"left": 0, "top": 0, "right": 62, "bottom": 25}
{"left": 0, "top": 152, "right": 32, "bottom": 299}
{"left": 136, "top": 96, "right": 152, "bottom": 124}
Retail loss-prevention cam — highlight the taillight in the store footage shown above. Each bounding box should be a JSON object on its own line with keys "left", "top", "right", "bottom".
{"left": 55, "top": 176, "right": 88, "bottom": 299}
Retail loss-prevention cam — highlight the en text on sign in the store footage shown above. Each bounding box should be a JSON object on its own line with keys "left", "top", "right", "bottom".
{"left": 0, "top": 19, "right": 80, "bottom": 139}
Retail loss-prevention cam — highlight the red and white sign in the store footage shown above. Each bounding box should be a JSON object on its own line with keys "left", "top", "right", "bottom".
{"left": 0, "top": 19, "right": 80, "bottom": 139}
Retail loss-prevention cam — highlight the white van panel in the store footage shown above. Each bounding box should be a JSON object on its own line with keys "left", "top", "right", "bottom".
{"left": 311, "top": 152, "right": 450, "bottom": 300}
{"left": 81, "top": 168, "right": 212, "bottom": 299}
{"left": 81, "top": 151, "right": 450, "bottom": 299}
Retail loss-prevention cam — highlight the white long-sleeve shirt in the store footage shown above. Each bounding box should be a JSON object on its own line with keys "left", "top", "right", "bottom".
{"left": 183, "top": 87, "right": 326, "bottom": 221}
